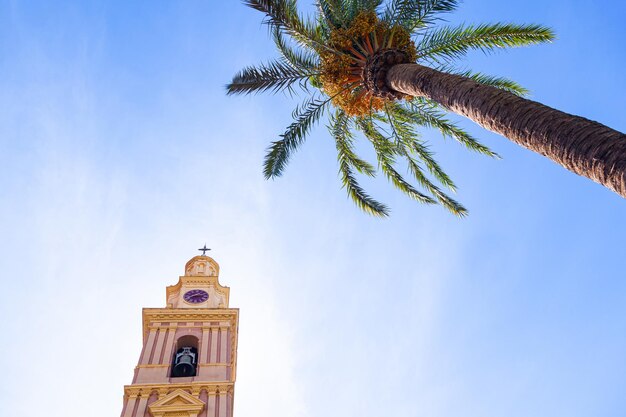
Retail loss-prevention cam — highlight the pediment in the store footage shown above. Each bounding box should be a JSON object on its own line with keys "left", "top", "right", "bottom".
{"left": 148, "top": 389, "right": 204, "bottom": 417}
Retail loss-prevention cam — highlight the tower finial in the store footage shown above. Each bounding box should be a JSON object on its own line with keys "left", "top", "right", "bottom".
{"left": 198, "top": 244, "right": 211, "bottom": 256}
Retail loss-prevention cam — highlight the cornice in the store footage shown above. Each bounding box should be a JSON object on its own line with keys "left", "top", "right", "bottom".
{"left": 124, "top": 381, "right": 234, "bottom": 398}
{"left": 141, "top": 308, "right": 239, "bottom": 341}
{"left": 136, "top": 363, "right": 230, "bottom": 369}
{"left": 146, "top": 325, "right": 232, "bottom": 331}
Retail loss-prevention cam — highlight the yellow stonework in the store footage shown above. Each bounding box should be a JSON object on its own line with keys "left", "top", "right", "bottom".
{"left": 120, "top": 255, "right": 239, "bottom": 417}
{"left": 148, "top": 389, "right": 205, "bottom": 417}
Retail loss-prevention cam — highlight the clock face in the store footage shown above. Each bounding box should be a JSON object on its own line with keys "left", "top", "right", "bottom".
{"left": 183, "top": 289, "right": 209, "bottom": 304}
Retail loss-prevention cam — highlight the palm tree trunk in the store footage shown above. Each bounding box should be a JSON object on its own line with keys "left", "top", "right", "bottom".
{"left": 386, "top": 63, "right": 626, "bottom": 198}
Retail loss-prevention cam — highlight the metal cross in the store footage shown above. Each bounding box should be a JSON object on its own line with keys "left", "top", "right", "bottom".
{"left": 198, "top": 244, "right": 211, "bottom": 256}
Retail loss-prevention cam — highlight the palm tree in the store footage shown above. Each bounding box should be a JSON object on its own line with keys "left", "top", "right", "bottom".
{"left": 227, "top": 0, "right": 626, "bottom": 217}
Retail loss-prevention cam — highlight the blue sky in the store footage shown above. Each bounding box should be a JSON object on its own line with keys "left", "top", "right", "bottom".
{"left": 0, "top": 1, "right": 625, "bottom": 416}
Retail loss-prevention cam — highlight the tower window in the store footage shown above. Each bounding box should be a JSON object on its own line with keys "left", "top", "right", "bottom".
{"left": 171, "top": 335, "right": 199, "bottom": 378}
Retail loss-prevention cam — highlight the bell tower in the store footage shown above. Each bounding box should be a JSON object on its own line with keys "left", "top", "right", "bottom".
{"left": 120, "top": 254, "right": 239, "bottom": 417}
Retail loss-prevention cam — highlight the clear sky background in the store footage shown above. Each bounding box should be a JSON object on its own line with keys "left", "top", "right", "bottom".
{"left": 0, "top": 1, "right": 625, "bottom": 416}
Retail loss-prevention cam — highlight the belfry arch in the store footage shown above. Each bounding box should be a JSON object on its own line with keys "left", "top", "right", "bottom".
{"left": 170, "top": 335, "right": 199, "bottom": 378}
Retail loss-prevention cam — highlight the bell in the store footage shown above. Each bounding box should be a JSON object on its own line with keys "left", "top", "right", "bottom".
{"left": 172, "top": 347, "right": 197, "bottom": 377}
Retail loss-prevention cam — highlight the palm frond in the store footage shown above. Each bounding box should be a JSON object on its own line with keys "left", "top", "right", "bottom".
{"left": 226, "top": 59, "right": 315, "bottom": 95}
{"left": 244, "top": 0, "right": 330, "bottom": 51}
{"left": 264, "top": 96, "right": 331, "bottom": 178}
{"left": 407, "top": 99, "right": 499, "bottom": 157}
{"left": 339, "top": 160, "right": 390, "bottom": 216}
{"left": 273, "top": 27, "right": 320, "bottom": 71}
{"left": 416, "top": 23, "right": 555, "bottom": 63}
{"left": 331, "top": 110, "right": 388, "bottom": 216}
{"left": 317, "top": 0, "right": 347, "bottom": 29}
{"left": 408, "top": 140, "right": 454, "bottom": 189}
{"left": 343, "top": 0, "right": 385, "bottom": 19}
{"left": 330, "top": 110, "right": 376, "bottom": 176}
{"left": 435, "top": 65, "right": 529, "bottom": 96}
{"left": 404, "top": 152, "right": 467, "bottom": 216}
{"left": 383, "top": 0, "right": 459, "bottom": 31}
{"left": 384, "top": 103, "right": 456, "bottom": 190}
{"left": 315, "top": 0, "right": 387, "bottom": 29}
{"left": 357, "top": 117, "right": 436, "bottom": 204}
{"left": 383, "top": 104, "right": 467, "bottom": 215}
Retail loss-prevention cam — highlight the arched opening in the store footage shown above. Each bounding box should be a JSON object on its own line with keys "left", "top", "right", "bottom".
{"left": 170, "top": 335, "right": 199, "bottom": 378}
